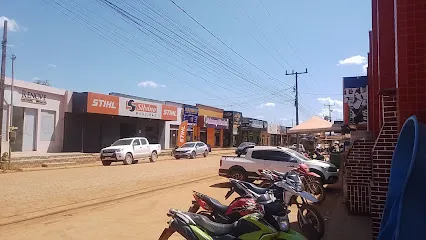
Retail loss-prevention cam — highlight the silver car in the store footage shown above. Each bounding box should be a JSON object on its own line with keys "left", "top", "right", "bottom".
{"left": 174, "top": 141, "right": 209, "bottom": 159}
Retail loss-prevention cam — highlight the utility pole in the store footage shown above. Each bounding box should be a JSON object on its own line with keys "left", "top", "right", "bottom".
{"left": 0, "top": 20, "right": 8, "bottom": 160}
{"left": 286, "top": 68, "right": 308, "bottom": 152}
{"left": 9, "top": 54, "right": 16, "bottom": 163}
{"left": 324, "top": 103, "right": 335, "bottom": 122}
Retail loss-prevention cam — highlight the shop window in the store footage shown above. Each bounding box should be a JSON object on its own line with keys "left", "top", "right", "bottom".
{"left": 40, "top": 110, "right": 56, "bottom": 141}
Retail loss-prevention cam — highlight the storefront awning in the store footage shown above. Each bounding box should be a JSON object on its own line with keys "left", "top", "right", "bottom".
{"left": 287, "top": 116, "right": 333, "bottom": 134}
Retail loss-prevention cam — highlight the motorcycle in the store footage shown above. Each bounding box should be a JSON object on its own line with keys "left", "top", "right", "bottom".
{"left": 260, "top": 164, "right": 326, "bottom": 204}
{"left": 230, "top": 169, "right": 325, "bottom": 239}
{"left": 159, "top": 191, "right": 307, "bottom": 240}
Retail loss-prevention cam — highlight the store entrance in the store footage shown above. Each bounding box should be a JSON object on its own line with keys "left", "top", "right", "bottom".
{"left": 120, "top": 123, "right": 136, "bottom": 138}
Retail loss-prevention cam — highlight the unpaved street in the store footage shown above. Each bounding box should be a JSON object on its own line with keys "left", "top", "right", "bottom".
{"left": 0, "top": 152, "right": 231, "bottom": 225}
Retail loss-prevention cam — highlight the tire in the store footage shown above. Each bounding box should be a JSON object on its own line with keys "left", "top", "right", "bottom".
{"left": 101, "top": 160, "right": 112, "bottom": 166}
{"left": 150, "top": 151, "right": 158, "bottom": 162}
{"left": 132, "top": 160, "right": 139, "bottom": 164}
{"left": 190, "top": 151, "right": 196, "bottom": 159}
{"left": 297, "top": 204, "right": 325, "bottom": 239}
{"left": 174, "top": 156, "right": 181, "bottom": 159}
{"left": 123, "top": 153, "right": 133, "bottom": 165}
{"left": 228, "top": 168, "right": 247, "bottom": 181}
{"left": 305, "top": 181, "right": 326, "bottom": 204}
{"left": 203, "top": 150, "right": 208, "bottom": 157}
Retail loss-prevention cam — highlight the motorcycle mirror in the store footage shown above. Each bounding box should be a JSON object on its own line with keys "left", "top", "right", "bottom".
{"left": 225, "top": 189, "right": 234, "bottom": 200}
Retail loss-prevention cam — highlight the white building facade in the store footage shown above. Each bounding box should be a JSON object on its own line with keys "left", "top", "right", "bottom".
{"left": 1, "top": 78, "right": 70, "bottom": 153}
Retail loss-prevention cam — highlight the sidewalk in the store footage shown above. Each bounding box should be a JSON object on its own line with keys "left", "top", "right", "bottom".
{"left": 2, "top": 148, "right": 235, "bottom": 171}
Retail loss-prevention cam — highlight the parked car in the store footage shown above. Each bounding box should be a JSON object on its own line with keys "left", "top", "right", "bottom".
{"left": 174, "top": 141, "right": 209, "bottom": 159}
{"left": 100, "top": 137, "right": 161, "bottom": 166}
{"left": 235, "top": 142, "right": 256, "bottom": 156}
{"left": 219, "top": 146, "right": 338, "bottom": 184}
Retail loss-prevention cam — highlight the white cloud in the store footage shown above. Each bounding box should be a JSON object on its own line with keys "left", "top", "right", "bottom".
{"left": 317, "top": 97, "right": 343, "bottom": 121}
{"left": 254, "top": 115, "right": 264, "bottom": 119}
{"left": 32, "top": 77, "right": 40, "bottom": 81}
{"left": 337, "top": 55, "right": 367, "bottom": 65}
{"left": 362, "top": 64, "right": 368, "bottom": 74}
{"left": 137, "top": 80, "right": 166, "bottom": 88}
{"left": 47, "top": 63, "right": 57, "bottom": 68}
{"left": 0, "top": 16, "right": 25, "bottom": 32}
{"left": 317, "top": 97, "right": 343, "bottom": 107}
{"left": 257, "top": 102, "right": 276, "bottom": 108}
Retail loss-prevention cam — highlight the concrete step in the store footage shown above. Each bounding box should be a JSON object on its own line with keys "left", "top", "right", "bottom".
{"left": 41, "top": 162, "right": 78, "bottom": 168}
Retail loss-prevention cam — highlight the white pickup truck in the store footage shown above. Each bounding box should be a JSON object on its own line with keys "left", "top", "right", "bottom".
{"left": 219, "top": 146, "right": 338, "bottom": 184}
{"left": 100, "top": 137, "right": 162, "bottom": 166}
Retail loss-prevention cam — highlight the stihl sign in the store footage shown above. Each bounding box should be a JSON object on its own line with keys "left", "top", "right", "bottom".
{"left": 86, "top": 92, "right": 119, "bottom": 115}
{"left": 92, "top": 99, "right": 117, "bottom": 109}
{"left": 161, "top": 105, "right": 178, "bottom": 121}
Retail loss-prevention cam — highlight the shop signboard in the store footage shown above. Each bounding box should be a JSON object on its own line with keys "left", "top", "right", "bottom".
{"left": 251, "top": 119, "right": 264, "bottom": 129}
{"left": 204, "top": 116, "right": 229, "bottom": 129}
{"left": 21, "top": 89, "right": 48, "bottom": 105}
{"left": 267, "top": 123, "right": 280, "bottom": 134}
{"left": 223, "top": 111, "right": 242, "bottom": 126}
{"left": 161, "top": 105, "right": 178, "bottom": 121}
{"left": 119, "top": 97, "right": 162, "bottom": 119}
{"left": 86, "top": 92, "right": 119, "bottom": 115}
{"left": 233, "top": 112, "right": 242, "bottom": 125}
{"left": 280, "top": 126, "right": 287, "bottom": 135}
{"left": 183, "top": 105, "right": 199, "bottom": 125}
{"left": 343, "top": 76, "right": 368, "bottom": 126}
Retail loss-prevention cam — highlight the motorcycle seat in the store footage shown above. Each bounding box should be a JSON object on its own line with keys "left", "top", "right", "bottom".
{"left": 241, "top": 182, "right": 269, "bottom": 194}
{"left": 200, "top": 195, "right": 229, "bottom": 214}
{"left": 184, "top": 212, "right": 236, "bottom": 236}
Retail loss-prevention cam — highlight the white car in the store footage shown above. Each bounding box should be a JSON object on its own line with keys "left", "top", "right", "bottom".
{"left": 219, "top": 146, "right": 338, "bottom": 184}
{"left": 174, "top": 141, "right": 209, "bottom": 159}
{"left": 100, "top": 137, "right": 162, "bottom": 166}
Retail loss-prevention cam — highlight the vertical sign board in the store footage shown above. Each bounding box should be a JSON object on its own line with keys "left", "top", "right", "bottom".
{"left": 183, "top": 105, "right": 199, "bottom": 125}
{"left": 343, "top": 76, "right": 368, "bottom": 127}
{"left": 177, "top": 120, "right": 188, "bottom": 147}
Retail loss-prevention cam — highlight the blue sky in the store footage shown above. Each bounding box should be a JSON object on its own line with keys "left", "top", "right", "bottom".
{"left": 2, "top": 0, "right": 371, "bottom": 126}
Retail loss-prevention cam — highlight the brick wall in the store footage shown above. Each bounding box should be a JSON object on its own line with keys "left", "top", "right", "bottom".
{"left": 370, "top": 92, "right": 398, "bottom": 239}
{"left": 344, "top": 140, "right": 375, "bottom": 214}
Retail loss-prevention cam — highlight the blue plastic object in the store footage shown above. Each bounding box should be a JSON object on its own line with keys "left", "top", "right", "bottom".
{"left": 378, "top": 116, "right": 426, "bottom": 240}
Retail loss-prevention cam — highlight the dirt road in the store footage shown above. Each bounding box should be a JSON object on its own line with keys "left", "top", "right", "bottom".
{"left": 0, "top": 152, "right": 230, "bottom": 225}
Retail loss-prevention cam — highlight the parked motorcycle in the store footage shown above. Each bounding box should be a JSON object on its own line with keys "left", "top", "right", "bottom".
{"left": 260, "top": 164, "right": 326, "bottom": 204}
{"left": 231, "top": 169, "right": 325, "bottom": 239}
{"left": 159, "top": 192, "right": 307, "bottom": 240}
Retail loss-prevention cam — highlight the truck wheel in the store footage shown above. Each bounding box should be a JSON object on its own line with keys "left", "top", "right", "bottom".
{"left": 190, "top": 151, "right": 196, "bottom": 159}
{"left": 229, "top": 169, "right": 247, "bottom": 181}
{"left": 102, "top": 160, "right": 112, "bottom": 166}
{"left": 150, "top": 151, "right": 158, "bottom": 162}
{"left": 123, "top": 153, "right": 133, "bottom": 165}
{"left": 203, "top": 150, "right": 208, "bottom": 157}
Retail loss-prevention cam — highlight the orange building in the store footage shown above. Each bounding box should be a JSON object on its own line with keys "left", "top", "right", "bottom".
{"left": 193, "top": 104, "right": 228, "bottom": 148}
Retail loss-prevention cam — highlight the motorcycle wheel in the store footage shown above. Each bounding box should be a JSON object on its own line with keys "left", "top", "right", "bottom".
{"left": 305, "top": 181, "right": 326, "bottom": 204}
{"left": 297, "top": 204, "right": 325, "bottom": 239}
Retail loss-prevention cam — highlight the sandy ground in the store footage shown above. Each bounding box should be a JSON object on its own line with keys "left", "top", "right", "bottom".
{"left": 0, "top": 152, "right": 371, "bottom": 239}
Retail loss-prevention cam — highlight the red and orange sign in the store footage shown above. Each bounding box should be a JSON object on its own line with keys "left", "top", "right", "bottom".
{"left": 161, "top": 105, "right": 178, "bottom": 121}
{"left": 87, "top": 92, "right": 119, "bottom": 115}
{"left": 177, "top": 120, "right": 188, "bottom": 147}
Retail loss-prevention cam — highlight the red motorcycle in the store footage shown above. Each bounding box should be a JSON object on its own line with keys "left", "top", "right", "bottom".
{"left": 259, "top": 164, "right": 326, "bottom": 204}
{"left": 188, "top": 191, "right": 263, "bottom": 223}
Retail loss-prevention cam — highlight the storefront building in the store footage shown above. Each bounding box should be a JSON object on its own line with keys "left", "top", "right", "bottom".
{"left": 162, "top": 101, "right": 182, "bottom": 149}
{"left": 267, "top": 123, "right": 281, "bottom": 146}
{"left": 194, "top": 104, "right": 228, "bottom": 147}
{"left": 64, "top": 92, "right": 177, "bottom": 152}
{"left": 1, "top": 77, "right": 70, "bottom": 153}
{"left": 240, "top": 117, "right": 268, "bottom": 145}
{"left": 182, "top": 104, "right": 199, "bottom": 143}
{"left": 223, "top": 111, "right": 242, "bottom": 147}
